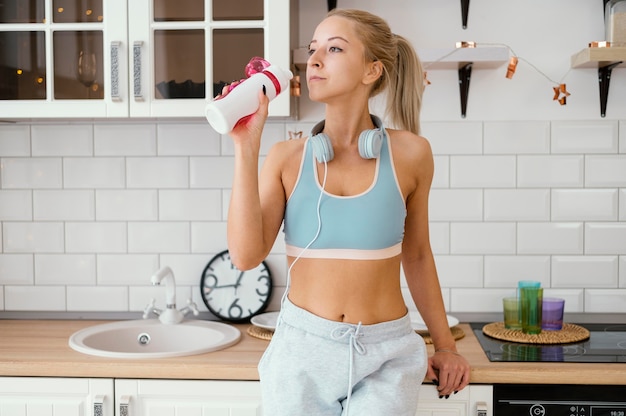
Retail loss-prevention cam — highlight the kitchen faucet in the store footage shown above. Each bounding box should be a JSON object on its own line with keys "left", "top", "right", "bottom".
{"left": 143, "top": 266, "right": 199, "bottom": 324}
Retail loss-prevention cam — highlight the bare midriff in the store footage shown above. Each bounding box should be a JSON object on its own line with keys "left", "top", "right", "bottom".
{"left": 285, "top": 254, "right": 408, "bottom": 325}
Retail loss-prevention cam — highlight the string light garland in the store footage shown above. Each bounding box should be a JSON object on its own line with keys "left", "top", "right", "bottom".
{"left": 422, "top": 42, "right": 573, "bottom": 106}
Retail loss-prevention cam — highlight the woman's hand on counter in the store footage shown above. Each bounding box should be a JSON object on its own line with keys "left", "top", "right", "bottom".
{"left": 427, "top": 349, "right": 471, "bottom": 398}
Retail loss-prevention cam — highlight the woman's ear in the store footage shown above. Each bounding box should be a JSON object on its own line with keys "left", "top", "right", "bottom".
{"left": 363, "top": 60, "right": 383, "bottom": 86}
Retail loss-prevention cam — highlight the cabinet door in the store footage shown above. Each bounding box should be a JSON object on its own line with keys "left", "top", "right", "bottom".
{"left": 127, "top": 0, "right": 292, "bottom": 118}
{"left": 0, "top": 377, "right": 114, "bottom": 416}
{"left": 415, "top": 385, "right": 493, "bottom": 416}
{"left": 115, "top": 379, "right": 262, "bottom": 416}
{"left": 0, "top": 0, "right": 128, "bottom": 118}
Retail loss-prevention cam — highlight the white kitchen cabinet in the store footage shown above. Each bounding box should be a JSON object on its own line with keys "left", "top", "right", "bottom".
{"left": 0, "top": 377, "right": 114, "bottom": 416}
{"left": 115, "top": 379, "right": 263, "bottom": 416}
{"left": 0, "top": 0, "right": 294, "bottom": 119}
{"left": 416, "top": 385, "right": 493, "bottom": 416}
{"left": 0, "top": 377, "right": 491, "bottom": 416}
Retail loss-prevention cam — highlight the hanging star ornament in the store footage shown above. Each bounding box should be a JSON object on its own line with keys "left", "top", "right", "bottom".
{"left": 552, "top": 84, "right": 570, "bottom": 105}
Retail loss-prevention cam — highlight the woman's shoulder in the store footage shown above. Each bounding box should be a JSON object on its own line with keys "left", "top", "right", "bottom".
{"left": 386, "top": 128, "right": 433, "bottom": 162}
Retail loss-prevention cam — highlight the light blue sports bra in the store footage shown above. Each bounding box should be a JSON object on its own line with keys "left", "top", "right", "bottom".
{"left": 283, "top": 125, "right": 406, "bottom": 260}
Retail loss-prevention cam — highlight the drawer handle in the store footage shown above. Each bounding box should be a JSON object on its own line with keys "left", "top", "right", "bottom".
{"left": 93, "top": 394, "right": 104, "bottom": 416}
{"left": 120, "top": 395, "right": 130, "bottom": 416}
{"left": 133, "top": 41, "right": 144, "bottom": 101}
{"left": 110, "top": 41, "right": 121, "bottom": 102}
{"left": 476, "top": 400, "right": 488, "bottom": 416}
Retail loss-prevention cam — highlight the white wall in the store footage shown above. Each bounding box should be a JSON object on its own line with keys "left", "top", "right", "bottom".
{"left": 0, "top": 0, "right": 624, "bottom": 318}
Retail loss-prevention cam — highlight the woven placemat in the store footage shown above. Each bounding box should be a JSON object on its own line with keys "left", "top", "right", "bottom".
{"left": 482, "top": 322, "right": 590, "bottom": 344}
{"left": 247, "top": 325, "right": 273, "bottom": 340}
{"left": 247, "top": 325, "right": 465, "bottom": 344}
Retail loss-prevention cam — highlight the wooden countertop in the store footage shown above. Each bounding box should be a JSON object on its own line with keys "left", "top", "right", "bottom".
{"left": 1, "top": 320, "right": 625, "bottom": 384}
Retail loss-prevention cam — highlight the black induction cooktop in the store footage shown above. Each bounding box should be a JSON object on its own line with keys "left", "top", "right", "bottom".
{"left": 471, "top": 322, "right": 626, "bottom": 363}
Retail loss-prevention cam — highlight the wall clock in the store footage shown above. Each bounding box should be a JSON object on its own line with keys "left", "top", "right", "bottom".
{"left": 200, "top": 249, "right": 272, "bottom": 322}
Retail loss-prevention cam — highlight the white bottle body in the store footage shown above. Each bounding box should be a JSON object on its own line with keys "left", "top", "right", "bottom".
{"left": 205, "top": 65, "right": 293, "bottom": 134}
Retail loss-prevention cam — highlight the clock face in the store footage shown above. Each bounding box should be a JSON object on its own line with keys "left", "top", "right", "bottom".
{"left": 200, "top": 250, "right": 272, "bottom": 322}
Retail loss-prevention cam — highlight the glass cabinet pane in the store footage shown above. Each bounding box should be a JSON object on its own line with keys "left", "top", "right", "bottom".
{"left": 154, "top": 0, "right": 203, "bottom": 22}
{"left": 0, "top": 31, "right": 46, "bottom": 100}
{"left": 0, "top": 0, "right": 45, "bottom": 23}
{"left": 212, "top": 29, "right": 263, "bottom": 97}
{"left": 154, "top": 30, "right": 205, "bottom": 99}
{"left": 53, "top": 0, "right": 103, "bottom": 23}
{"left": 213, "top": 0, "right": 263, "bottom": 21}
{"left": 53, "top": 31, "right": 104, "bottom": 99}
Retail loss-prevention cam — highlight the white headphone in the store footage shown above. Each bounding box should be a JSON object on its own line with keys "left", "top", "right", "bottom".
{"left": 309, "top": 115, "right": 384, "bottom": 162}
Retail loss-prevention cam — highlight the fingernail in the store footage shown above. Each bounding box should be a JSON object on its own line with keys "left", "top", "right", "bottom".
{"left": 262, "top": 85, "right": 267, "bottom": 95}
{"left": 454, "top": 391, "right": 458, "bottom": 395}
{"left": 439, "top": 395, "right": 443, "bottom": 399}
{"left": 445, "top": 395, "right": 450, "bottom": 399}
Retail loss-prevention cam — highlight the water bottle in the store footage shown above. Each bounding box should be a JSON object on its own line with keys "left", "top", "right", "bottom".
{"left": 205, "top": 61, "right": 293, "bottom": 134}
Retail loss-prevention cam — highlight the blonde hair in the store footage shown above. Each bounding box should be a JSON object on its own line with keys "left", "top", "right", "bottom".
{"left": 327, "top": 8, "right": 424, "bottom": 135}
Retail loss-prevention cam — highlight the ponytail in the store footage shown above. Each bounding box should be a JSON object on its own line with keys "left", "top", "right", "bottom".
{"left": 387, "top": 34, "right": 424, "bottom": 135}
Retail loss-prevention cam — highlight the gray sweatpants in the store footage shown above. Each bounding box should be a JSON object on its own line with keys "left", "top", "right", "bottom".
{"left": 258, "top": 298, "right": 428, "bottom": 416}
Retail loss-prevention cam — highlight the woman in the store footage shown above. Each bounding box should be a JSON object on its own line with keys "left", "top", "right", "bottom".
{"left": 225, "top": 8, "right": 470, "bottom": 416}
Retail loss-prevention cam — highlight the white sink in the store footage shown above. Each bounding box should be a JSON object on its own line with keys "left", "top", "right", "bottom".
{"left": 69, "top": 319, "right": 241, "bottom": 359}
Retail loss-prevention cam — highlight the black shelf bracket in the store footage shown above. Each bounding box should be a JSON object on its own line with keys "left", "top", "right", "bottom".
{"left": 598, "top": 61, "right": 622, "bottom": 117}
{"left": 458, "top": 62, "right": 473, "bottom": 118}
{"left": 460, "top": 0, "right": 470, "bottom": 29}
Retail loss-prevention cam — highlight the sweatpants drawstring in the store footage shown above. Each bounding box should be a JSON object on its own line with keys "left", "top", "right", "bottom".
{"left": 331, "top": 322, "right": 366, "bottom": 415}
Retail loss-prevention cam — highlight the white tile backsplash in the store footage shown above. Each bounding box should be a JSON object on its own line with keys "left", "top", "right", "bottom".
{"left": 518, "top": 223, "right": 583, "bottom": 255}
{"left": 31, "top": 124, "right": 93, "bottom": 156}
{"left": 584, "top": 223, "right": 626, "bottom": 254}
{"left": 0, "top": 190, "right": 32, "bottom": 221}
{"left": 517, "top": 155, "right": 584, "bottom": 188}
{"left": 33, "top": 190, "right": 95, "bottom": 221}
{"left": 96, "top": 254, "right": 159, "bottom": 285}
{"left": 552, "top": 256, "right": 618, "bottom": 288}
{"left": 483, "top": 121, "right": 550, "bottom": 154}
{"left": 1, "top": 118, "right": 625, "bottom": 315}
{"left": 423, "top": 122, "right": 483, "bottom": 155}
{"left": 484, "top": 256, "right": 550, "bottom": 288}
{"left": 429, "top": 189, "right": 483, "bottom": 221}
{"left": 157, "top": 123, "right": 221, "bottom": 156}
{"left": 484, "top": 189, "right": 550, "bottom": 221}
{"left": 34, "top": 254, "right": 96, "bottom": 285}
{"left": 95, "top": 190, "right": 158, "bottom": 221}
{"left": 585, "top": 155, "right": 626, "bottom": 187}
{"left": 450, "top": 222, "right": 516, "bottom": 254}
{"left": 127, "top": 222, "right": 190, "bottom": 253}
{"left": 126, "top": 157, "right": 189, "bottom": 188}
{"left": 190, "top": 157, "right": 236, "bottom": 188}
{"left": 64, "top": 157, "right": 126, "bottom": 189}
{"left": 158, "top": 189, "right": 221, "bottom": 221}
{"left": 0, "top": 254, "right": 34, "bottom": 284}
{"left": 1, "top": 158, "right": 62, "bottom": 189}
{"left": 551, "top": 189, "right": 618, "bottom": 221}
{"left": 3, "top": 222, "right": 64, "bottom": 253}
{"left": 0, "top": 125, "right": 30, "bottom": 156}
{"left": 450, "top": 155, "right": 516, "bottom": 188}
{"left": 551, "top": 121, "right": 618, "bottom": 154}
{"left": 65, "top": 222, "right": 127, "bottom": 253}
{"left": 5, "top": 286, "right": 66, "bottom": 311}
{"left": 94, "top": 123, "right": 157, "bottom": 156}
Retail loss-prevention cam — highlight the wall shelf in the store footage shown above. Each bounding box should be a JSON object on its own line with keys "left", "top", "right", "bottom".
{"left": 422, "top": 47, "right": 509, "bottom": 118}
{"left": 571, "top": 46, "right": 626, "bottom": 117}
